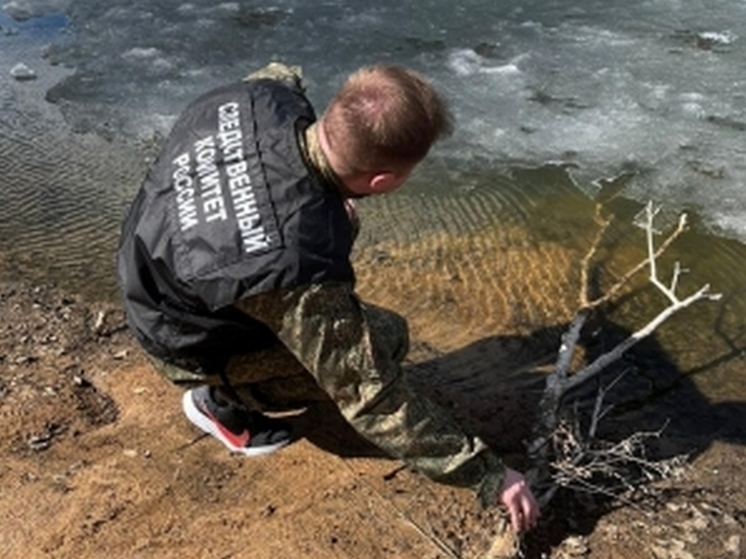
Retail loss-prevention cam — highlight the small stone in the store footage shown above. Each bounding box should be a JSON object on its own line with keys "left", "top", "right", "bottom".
{"left": 668, "top": 540, "right": 695, "bottom": 559}
{"left": 698, "top": 502, "right": 721, "bottom": 514}
{"left": 680, "top": 508, "right": 709, "bottom": 531}
{"left": 601, "top": 523, "right": 620, "bottom": 541}
{"left": 10, "top": 63, "right": 36, "bottom": 81}
{"left": 112, "top": 349, "right": 129, "bottom": 360}
{"left": 20, "top": 471, "right": 38, "bottom": 483}
{"left": 15, "top": 355, "right": 37, "bottom": 365}
{"left": 650, "top": 525, "right": 666, "bottom": 536}
{"left": 27, "top": 434, "right": 52, "bottom": 451}
{"left": 73, "top": 375, "right": 91, "bottom": 387}
{"left": 93, "top": 311, "right": 106, "bottom": 333}
{"left": 723, "top": 513, "right": 738, "bottom": 527}
{"left": 678, "top": 530, "right": 698, "bottom": 545}
{"left": 725, "top": 535, "right": 741, "bottom": 555}
{"left": 123, "top": 449, "right": 137, "bottom": 458}
{"left": 652, "top": 539, "right": 696, "bottom": 559}
{"left": 562, "top": 535, "right": 589, "bottom": 555}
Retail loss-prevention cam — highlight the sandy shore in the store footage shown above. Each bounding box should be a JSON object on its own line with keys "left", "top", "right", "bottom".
{"left": 1, "top": 266, "right": 744, "bottom": 559}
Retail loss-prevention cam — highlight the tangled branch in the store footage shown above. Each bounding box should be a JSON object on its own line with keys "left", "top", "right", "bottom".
{"left": 528, "top": 201, "right": 721, "bottom": 507}
{"left": 541, "top": 419, "right": 689, "bottom": 507}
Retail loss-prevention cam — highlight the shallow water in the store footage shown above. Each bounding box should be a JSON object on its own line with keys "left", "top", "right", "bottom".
{"left": 351, "top": 177, "right": 746, "bottom": 458}
{"left": 1, "top": 84, "right": 745, "bottom": 412}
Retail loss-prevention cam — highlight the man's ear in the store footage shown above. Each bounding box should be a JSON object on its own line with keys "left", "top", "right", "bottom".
{"left": 369, "top": 172, "right": 399, "bottom": 193}
{"left": 369, "top": 167, "right": 414, "bottom": 194}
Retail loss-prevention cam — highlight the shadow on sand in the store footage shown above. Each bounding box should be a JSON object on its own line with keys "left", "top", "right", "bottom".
{"left": 291, "top": 308, "right": 746, "bottom": 556}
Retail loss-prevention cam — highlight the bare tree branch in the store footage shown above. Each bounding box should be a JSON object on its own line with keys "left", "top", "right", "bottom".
{"left": 583, "top": 202, "right": 690, "bottom": 311}
{"left": 528, "top": 201, "right": 721, "bottom": 507}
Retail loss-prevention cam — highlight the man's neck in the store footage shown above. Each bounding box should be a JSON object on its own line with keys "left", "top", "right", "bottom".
{"left": 303, "top": 122, "right": 354, "bottom": 197}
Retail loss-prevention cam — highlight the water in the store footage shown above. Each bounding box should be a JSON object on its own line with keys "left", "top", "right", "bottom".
{"left": 0, "top": 0, "right": 744, "bottom": 432}
{"left": 3, "top": 0, "right": 745, "bottom": 234}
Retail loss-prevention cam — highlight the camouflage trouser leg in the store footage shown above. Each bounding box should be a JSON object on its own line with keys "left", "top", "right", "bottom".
{"left": 148, "top": 303, "right": 409, "bottom": 410}
{"left": 145, "top": 348, "right": 315, "bottom": 410}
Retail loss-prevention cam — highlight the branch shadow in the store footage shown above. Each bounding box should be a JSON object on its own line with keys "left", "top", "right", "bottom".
{"left": 402, "top": 314, "right": 746, "bottom": 557}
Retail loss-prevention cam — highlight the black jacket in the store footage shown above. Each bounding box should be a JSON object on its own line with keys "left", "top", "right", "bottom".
{"left": 117, "top": 79, "right": 354, "bottom": 373}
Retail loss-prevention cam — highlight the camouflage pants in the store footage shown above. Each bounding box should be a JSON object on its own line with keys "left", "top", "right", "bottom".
{"left": 148, "top": 303, "right": 409, "bottom": 410}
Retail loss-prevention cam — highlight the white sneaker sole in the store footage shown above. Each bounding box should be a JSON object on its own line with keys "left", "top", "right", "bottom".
{"left": 182, "top": 391, "right": 289, "bottom": 457}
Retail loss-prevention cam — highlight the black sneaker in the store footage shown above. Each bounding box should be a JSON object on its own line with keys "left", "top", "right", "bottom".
{"left": 182, "top": 386, "right": 292, "bottom": 457}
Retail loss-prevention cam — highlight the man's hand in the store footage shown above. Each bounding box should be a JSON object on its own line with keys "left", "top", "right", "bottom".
{"left": 499, "top": 467, "right": 540, "bottom": 533}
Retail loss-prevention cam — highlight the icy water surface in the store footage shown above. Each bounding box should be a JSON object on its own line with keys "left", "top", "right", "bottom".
{"left": 3, "top": 0, "right": 746, "bottom": 233}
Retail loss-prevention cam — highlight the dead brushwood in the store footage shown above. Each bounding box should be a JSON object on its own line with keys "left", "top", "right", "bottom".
{"left": 527, "top": 201, "right": 721, "bottom": 507}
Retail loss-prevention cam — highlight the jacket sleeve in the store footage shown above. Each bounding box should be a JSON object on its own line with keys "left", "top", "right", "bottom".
{"left": 236, "top": 282, "right": 506, "bottom": 507}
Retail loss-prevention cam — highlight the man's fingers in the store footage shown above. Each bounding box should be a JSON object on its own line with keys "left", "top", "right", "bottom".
{"left": 499, "top": 468, "right": 541, "bottom": 533}
{"left": 507, "top": 493, "right": 540, "bottom": 532}
{"left": 522, "top": 494, "right": 540, "bottom": 528}
{"left": 508, "top": 503, "right": 522, "bottom": 533}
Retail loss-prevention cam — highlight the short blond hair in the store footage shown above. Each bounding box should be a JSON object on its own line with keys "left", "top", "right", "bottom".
{"left": 322, "top": 65, "right": 452, "bottom": 175}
